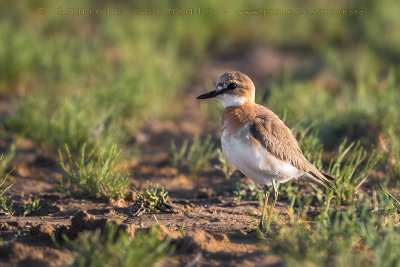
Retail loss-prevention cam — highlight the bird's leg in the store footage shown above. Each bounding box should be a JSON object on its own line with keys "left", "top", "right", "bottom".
{"left": 259, "top": 185, "right": 270, "bottom": 229}
{"left": 267, "top": 181, "right": 279, "bottom": 228}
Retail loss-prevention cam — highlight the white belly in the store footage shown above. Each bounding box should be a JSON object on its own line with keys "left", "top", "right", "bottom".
{"left": 221, "top": 123, "right": 304, "bottom": 186}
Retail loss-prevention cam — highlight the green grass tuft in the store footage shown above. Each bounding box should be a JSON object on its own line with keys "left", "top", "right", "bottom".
{"left": 0, "top": 162, "right": 15, "bottom": 216}
{"left": 137, "top": 185, "right": 169, "bottom": 213}
{"left": 0, "top": 144, "right": 16, "bottom": 176}
{"left": 67, "top": 222, "right": 172, "bottom": 267}
{"left": 58, "top": 143, "right": 129, "bottom": 200}
{"left": 233, "top": 180, "right": 261, "bottom": 201}
{"left": 327, "top": 140, "right": 381, "bottom": 204}
{"left": 0, "top": 195, "right": 14, "bottom": 216}
{"left": 22, "top": 199, "right": 41, "bottom": 217}
{"left": 170, "top": 135, "right": 218, "bottom": 176}
{"left": 269, "top": 191, "right": 400, "bottom": 266}
{"left": 214, "top": 149, "right": 237, "bottom": 181}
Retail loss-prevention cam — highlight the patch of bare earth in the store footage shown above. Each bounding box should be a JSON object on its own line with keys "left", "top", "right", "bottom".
{"left": 0, "top": 132, "right": 287, "bottom": 266}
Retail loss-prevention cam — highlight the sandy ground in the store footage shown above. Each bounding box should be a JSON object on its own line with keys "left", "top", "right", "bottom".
{"left": 0, "top": 126, "right": 285, "bottom": 266}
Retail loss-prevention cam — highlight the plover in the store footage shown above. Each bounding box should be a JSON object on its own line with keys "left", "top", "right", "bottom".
{"left": 197, "top": 71, "right": 334, "bottom": 228}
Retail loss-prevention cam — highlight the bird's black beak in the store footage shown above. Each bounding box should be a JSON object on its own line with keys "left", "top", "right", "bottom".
{"left": 196, "top": 90, "right": 220, "bottom": 99}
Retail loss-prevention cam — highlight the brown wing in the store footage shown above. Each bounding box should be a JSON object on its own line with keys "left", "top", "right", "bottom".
{"left": 250, "top": 105, "right": 334, "bottom": 187}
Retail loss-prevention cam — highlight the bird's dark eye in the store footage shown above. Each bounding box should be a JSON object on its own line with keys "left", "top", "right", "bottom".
{"left": 227, "top": 83, "right": 237, "bottom": 90}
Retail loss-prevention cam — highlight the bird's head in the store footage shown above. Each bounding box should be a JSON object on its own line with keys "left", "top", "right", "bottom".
{"left": 197, "top": 71, "right": 255, "bottom": 108}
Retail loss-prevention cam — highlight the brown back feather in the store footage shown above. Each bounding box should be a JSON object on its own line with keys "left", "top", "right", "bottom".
{"left": 250, "top": 105, "right": 334, "bottom": 186}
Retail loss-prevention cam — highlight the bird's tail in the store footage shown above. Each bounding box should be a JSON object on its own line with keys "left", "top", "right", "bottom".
{"left": 304, "top": 171, "right": 335, "bottom": 190}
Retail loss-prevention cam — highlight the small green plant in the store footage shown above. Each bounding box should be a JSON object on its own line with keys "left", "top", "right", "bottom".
{"left": 0, "top": 166, "right": 15, "bottom": 196}
{"left": 170, "top": 135, "right": 218, "bottom": 176}
{"left": 22, "top": 199, "right": 41, "bottom": 217}
{"left": 178, "top": 224, "right": 185, "bottom": 235}
{"left": 50, "top": 231, "right": 60, "bottom": 248}
{"left": 380, "top": 183, "right": 400, "bottom": 209}
{"left": 68, "top": 222, "right": 172, "bottom": 267}
{"left": 137, "top": 185, "right": 169, "bottom": 213}
{"left": 327, "top": 140, "right": 381, "bottom": 204}
{"left": 233, "top": 180, "right": 262, "bottom": 201}
{"left": 0, "top": 166, "right": 15, "bottom": 216}
{"left": 214, "top": 149, "right": 236, "bottom": 180}
{"left": 0, "top": 195, "right": 14, "bottom": 216}
{"left": 58, "top": 143, "right": 129, "bottom": 200}
{"left": 0, "top": 144, "right": 16, "bottom": 175}
{"left": 15, "top": 230, "right": 22, "bottom": 237}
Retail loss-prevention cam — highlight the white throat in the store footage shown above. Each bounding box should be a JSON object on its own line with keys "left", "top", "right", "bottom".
{"left": 217, "top": 94, "right": 247, "bottom": 108}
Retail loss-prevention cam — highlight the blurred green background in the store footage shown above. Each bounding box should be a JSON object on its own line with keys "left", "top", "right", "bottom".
{"left": 0, "top": 0, "right": 399, "bottom": 180}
